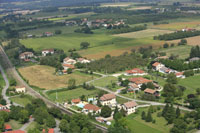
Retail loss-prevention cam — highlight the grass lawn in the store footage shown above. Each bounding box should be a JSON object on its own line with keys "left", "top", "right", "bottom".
{"left": 112, "top": 29, "right": 173, "bottom": 39}
{"left": 6, "top": 120, "right": 23, "bottom": 130}
{"left": 25, "top": 121, "right": 37, "bottom": 132}
{"left": 10, "top": 95, "right": 33, "bottom": 106}
{"left": 116, "top": 96, "right": 129, "bottom": 104}
{"left": 18, "top": 65, "right": 96, "bottom": 90}
{"left": 47, "top": 87, "right": 100, "bottom": 103}
{"left": 159, "top": 45, "right": 192, "bottom": 59}
{"left": 92, "top": 76, "right": 118, "bottom": 87}
{"left": 126, "top": 107, "right": 171, "bottom": 133}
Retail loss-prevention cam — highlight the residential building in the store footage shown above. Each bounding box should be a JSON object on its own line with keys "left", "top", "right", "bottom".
{"left": 62, "top": 64, "right": 75, "bottom": 70}
{"left": 129, "top": 77, "right": 152, "bottom": 87}
{"left": 63, "top": 57, "right": 77, "bottom": 65}
{"left": 4, "top": 124, "right": 12, "bottom": 132}
{"left": 122, "top": 101, "right": 137, "bottom": 115}
{"left": 128, "top": 83, "right": 140, "bottom": 92}
{"left": 82, "top": 104, "right": 101, "bottom": 114}
{"left": 100, "top": 93, "right": 116, "bottom": 107}
{"left": 77, "top": 58, "right": 90, "bottom": 64}
{"left": 19, "top": 52, "right": 34, "bottom": 60}
{"left": 125, "top": 68, "right": 147, "bottom": 76}
{"left": 0, "top": 104, "right": 7, "bottom": 110}
{"left": 44, "top": 32, "right": 53, "bottom": 37}
{"left": 175, "top": 72, "right": 185, "bottom": 79}
{"left": 144, "top": 88, "right": 160, "bottom": 97}
{"left": 15, "top": 86, "right": 26, "bottom": 93}
{"left": 3, "top": 130, "right": 25, "bottom": 133}
{"left": 71, "top": 99, "right": 81, "bottom": 105}
{"left": 42, "top": 49, "right": 54, "bottom": 56}
{"left": 152, "top": 62, "right": 165, "bottom": 71}
{"left": 159, "top": 66, "right": 172, "bottom": 74}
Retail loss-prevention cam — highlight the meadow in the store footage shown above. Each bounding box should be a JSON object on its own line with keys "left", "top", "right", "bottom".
{"left": 10, "top": 95, "right": 33, "bottom": 106}
{"left": 113, "top": 29, "right": 173, "bottom": 39}
{"left": 92, "top": 76, "right": 118, "bottom": 87}
{"left": 18, "top": 65, "right": 96, "bottom": 90}
{"left": 167, "top": 35, "right": 200, "bottom": 46}
{"left": 47, "top": 87, "right": 100, "bottom": 102}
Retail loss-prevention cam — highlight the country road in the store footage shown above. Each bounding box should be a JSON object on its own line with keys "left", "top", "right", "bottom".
{"left": 0, "top": 46, "right": 108, "bottom": 133}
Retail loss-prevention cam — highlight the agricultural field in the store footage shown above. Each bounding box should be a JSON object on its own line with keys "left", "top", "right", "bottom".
{"left": 127, "top": 6, "right": 152, "bottom": 10}
{"left": 167, "top": 35, "right": 200, "bottom": 46}
{"left": 159, "top": 45, "right": 192, "bottom": 59}
{"left": 113, "top": 29, "right": 174, "bottom": 39}
{"left": 47, "top": 87, "right": 100, "bottom": 102}
{"left": 125, "top": 107, "right": 171, "bottom": 133}
{"left": 18, "top": 65, "right": 96, "bottom": 90}
{"left": 10, "top": 95, "right": 33, "bottom": 106}
{"left": 100, "top": 2, "right": 133, "bottom": 7}
{"left": 152, "top": 21, "right": 200, "bottom": 30}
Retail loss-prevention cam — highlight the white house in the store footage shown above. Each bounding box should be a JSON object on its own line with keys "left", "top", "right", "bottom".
{"left": 125, "top": 68, "right": 147, "bottom": 76}
{"left": 175, "top": 72, "right": 185, "bottom": 79}
{"left": 62, "top": 64, "right": 75, "bottom": 70}
{"left": 19, "top": 52, "right": 34, "bottom": 60}
{"left": 0, "top": 104, "right": 7, "bottom": 110}
{"left": 15, "top": 86, "right": 26, "bottom": 93}
{"left": 122, "top": 101, "right": 137, "bottom": 115}
{"left": 63, "top": 57, "right": 77, "bottom": 65}
{"left": 100, "top": 93, "right": 116, "bottom": 107}
{"left": 128, "top": 83, "right": 140, "bottom": 92}
{"left": 82, "top": 104, "right": 101, "bottom": 115}
{"left": 152, "top": 62, "right": 165, "bottom": 71}
{"left": 42, "top": 49, "right": 54, "bottom": 56}
{"left": 77, "top": 58, "right": 90, "bottom": 64}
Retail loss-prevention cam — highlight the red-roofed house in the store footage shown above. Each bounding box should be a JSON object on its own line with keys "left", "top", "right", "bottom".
{"left": 125, "top": 68, "right": 147, "bottom": 76}
{"left": 175, "top": 72, "right": 185, "bottom": 79}
{"left": 19, "top": 52, "right": 34, "bottom": 60}
{"left": 82, "top": 104, "right": 101, "bottom": 114}
{"left": 42, "top": 49, "right": 54, "bottom": 56}
{"left": 4, "top": 124, "right": 12, "bottom": 132}
{"left": 144, "top": 88, "right": 160, "bottom": 97}
{"left": 63, "top": 57, "right": 77, "bottom": 65}
{"left": 48, "top": 128, "right": 54, "bottom": 133}
{"left": 152, "top": 62, "right": 164, "bottom": 71}
{"left": 128, "top": 83, "right": 140, "bottom": 92}
{"left": 129, "top": 77, "right": 152, "bottom": 87}
{"left": 62, "top": 64, "right": 75, "bottom": 70}
{"left": 0, "top": 104, "right": 7, "bottom": 110}
{"left": 122, "top": 101, "right": 137, "bottom": 115}
{"left": 100, "top": 93, "right": 116, "bottom": 107}
{"left": 71, "top": 98, "right": 81, "bottom": 105}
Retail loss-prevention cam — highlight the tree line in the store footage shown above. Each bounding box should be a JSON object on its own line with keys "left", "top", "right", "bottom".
{"left": 108, "top": 25, "right": 147, "bottom": 34}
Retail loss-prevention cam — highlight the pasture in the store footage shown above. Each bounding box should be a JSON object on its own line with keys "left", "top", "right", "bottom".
{"left": 47, "top": 87, "right": 100, "bottom": 102}
{"left": 167, "top": 35, "right": 200, "bottom": 46}
{"left": 112, "top": 29, "right": 173, "bottom": 39}
{"left": 92, "top": 76, "right": 118, "bottom": 87}
{"left": 18, "top": 65, "right": 96, "bottom": 90}
{"left": 10, "top": 95, "right": 33, "bottom": 106}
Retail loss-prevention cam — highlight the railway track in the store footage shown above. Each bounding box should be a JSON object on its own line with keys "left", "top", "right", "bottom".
{"left": 0, "top": 45, "right": 108, "bottom": 132}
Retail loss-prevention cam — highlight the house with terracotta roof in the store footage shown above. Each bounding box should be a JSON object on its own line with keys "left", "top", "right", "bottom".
{"left": 3, "top": 130, "right": 25, "bottom": 133}
{"left": 71, "top": 98, "right": 81, "bottom": 105}
{"left": 4, "top": 124, "right": 12, "bottom": 132}
{"left": 62, "top": 64, "right": 75, "bottom": 70}
{"left": 82, "top": 104, "right": 101, "bottom": 114}
{"left": 128, "top": 83, "right": 140, "bottom": 92}
{"left": 125, "top": 68, "right": 147, "bottom": 76}
{"left": 63, "top": 57, "right": 77, "bottom": 65}
{"left": 15, "top": 86, "right": 26, "bottom": 93}
{"left": 175, "top": 72, "right": 185, "bottom": 79}
{"left": 122, "top": 101, "right": 137, "bottom": 115}
{"left": 144, "top": 88, "right": 160, "bottom": 97}
{"left": 42, "top": 49, "right": 54, "bottom": 56}
{"left": 42, "top": 128, "right": 54, "bottom": 133}
{"left": 77, "top": 58, "right": 90, "bottom": 64}
{"left": 100, "top": 93, "right": 116, "bottom": 107}
{"left": 0, "top": 104, "right": 7, "bottom": 110}
{"left": 152, "top": 62, "right": 165, "bottom": 71}
{"left": 129, "top": 77, "right": 152, "bottom": 87}
{"left": 19, "top": 52, "right": 34, "bottom": 60}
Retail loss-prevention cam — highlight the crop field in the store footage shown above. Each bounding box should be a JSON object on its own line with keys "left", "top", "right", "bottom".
{"left": 18, "top": 65, "right": 96, "bottom": 90}
{"left": 167, "top": 35, "right": 200, "bottom": 46}
{"left": 100, "top": 2, "right": 133, "bottom": 7}
{"left": 47, "top": 87, "right": 100, "bottom": 102}
{"left": 128, "top": 6, "right": 152, "bottom": 10}
{"left": 160, "top": 45, "right": 192, "bottom": 59}
{"left": 152, "top": 21, "right": 200, "bottom": 30}
{"left": 113, "top": 29, "right": 174, "bottom": 39}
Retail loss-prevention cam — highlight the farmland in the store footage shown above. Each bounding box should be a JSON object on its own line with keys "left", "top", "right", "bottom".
{"left": 18, "top": 65, "right": 96, "bottom": 90}
{"left": 113, "top": 29, "right": 174, "bottom": 39}
{"left": 47, "top": 87, "right": 100, "bottom": 102}
{"left": 167, "top": 35, "right": 200, "bottom": 46}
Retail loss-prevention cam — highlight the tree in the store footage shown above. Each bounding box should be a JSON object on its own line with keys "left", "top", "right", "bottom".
{"left": 45, "top": 116, "right": 56, "bottom": 128}
{"left": 196, "top": 88, "right": 200, "bottom": 95}
{"left": 141, "top": 111, "right": 146, "bottom": 120}
{"left": 0, "top": 118, "right": 4, "bottom": 132}
{"left": 59, "top": 119, "right": 69, "bottom": 132}
{"left": 170, "top": 118, "right": 187, "bottom": 133}
{"left": 166, "top": 73, "right": 177, "bottom": 84}
{"left": 100, "top": 106, "right": 112, "bottom": 118}
{"left": 19, "top": 109, "right": 29, "bottom": 124}
{"left": 145, "top": 110, "right": 152, "bottom": 122}
{"left": 68, "top": 78, "right": 76, "bottom": 89}
{"left": 55, "top": 30, "right": 62, "bottom": 35}
{"left": 28, "top": 128, "right": 40, "bottom": 133}
{"left": 80, "top": 42, "right": 90, "bottom": 49}
{"left": 163, "top": 43, "right": 169, "bottom": 48}
{"left": 176, "top": 107, "right": 180, "bottom": 118}
{"left": 67, "top": 68, "right": 73, "bottom": 74}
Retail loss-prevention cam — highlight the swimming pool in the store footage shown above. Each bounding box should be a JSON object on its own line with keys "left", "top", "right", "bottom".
{"left": 76, "top": 103, "right": 85, "bottom": 108}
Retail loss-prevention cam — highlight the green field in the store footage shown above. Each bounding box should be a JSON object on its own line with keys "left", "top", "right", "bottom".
{"left": 92, "top": 76, "right": 118, "bottom": 87}
{"left": 10, "top": 95, "right": 33, "bottom": 106}
{"left": 6, "top": 120, "right": 23, "bottom": 130}
{"left": 47, "top": 87, "right": 100, "bottom": 102}
{"left": 126, "top": 107, "right": 171, "bottom": 133}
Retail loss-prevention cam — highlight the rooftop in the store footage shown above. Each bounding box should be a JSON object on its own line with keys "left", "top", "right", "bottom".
{"left": 144, "top": 88, "right": 156, "bottom": 94}
{"left": 126, "top": 68, "right": 145, "bottom": 74}
{"left": 129, "top": 77, "right": 152, "bottom": 84}
{"left": 124, "top": 101, "right": 137, "bottom": 108}
{"left": 84, "top": 104, "right": 100, "bottom": 111}
{"left": 100, "top": 93, "right": 116, "bottom": 101}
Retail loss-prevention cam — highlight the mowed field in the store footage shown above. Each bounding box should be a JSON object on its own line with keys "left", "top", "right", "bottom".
{"left": 18, "top": 65, "right": 95, "bottom": 89}
{"left": 167, "top": 35, "right": 200, "bottom": 46}
{"left": 152, "top": 21, "right": 200, "bottom": 30}
{"left": 113, "top": 29, "right": 174, "bottom": 39}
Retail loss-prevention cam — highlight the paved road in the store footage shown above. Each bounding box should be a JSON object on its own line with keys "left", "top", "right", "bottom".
{"left": 0, "top": 46, "right": 107, "bottom": 133}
